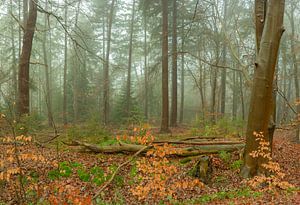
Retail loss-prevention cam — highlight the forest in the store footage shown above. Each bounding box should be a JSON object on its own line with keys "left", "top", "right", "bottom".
{"left": 0, "top": 0, "right": 299, "bottom": 204}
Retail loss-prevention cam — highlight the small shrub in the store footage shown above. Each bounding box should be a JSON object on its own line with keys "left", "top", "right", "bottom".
{"left": 230, "top": 159, "right": 243, "bottom": 170}
{"left": 219, "top": 151, "right": 231, "bottom": 163}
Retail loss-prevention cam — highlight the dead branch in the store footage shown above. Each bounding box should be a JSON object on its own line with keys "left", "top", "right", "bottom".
{"left": 93, "top": 145, "right": 150, "bottom": 200}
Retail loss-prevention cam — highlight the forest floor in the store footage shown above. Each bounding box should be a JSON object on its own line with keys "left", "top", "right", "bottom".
{"left": 0, "top": 124, "right": 299, "bottom": 204}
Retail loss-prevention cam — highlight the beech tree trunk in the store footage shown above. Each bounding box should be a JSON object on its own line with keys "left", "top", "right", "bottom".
{"left": 241, "top": 0, "right": 285, "bottom": 178}
{"left": 18, "top": 0, "right": 37, "bottom": 116}
{"left": 160, "top": 0, "right": 170, "bottom": 133}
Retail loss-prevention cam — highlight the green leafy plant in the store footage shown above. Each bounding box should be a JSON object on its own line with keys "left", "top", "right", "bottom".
{"left": 219, "top": 151, "right": 231, "bottom": 163}
{"left": 77, "top": 169, "right": 90, "bottom": 182}
{"left": 230, "top": 159, "right": 243, "bottom": 170}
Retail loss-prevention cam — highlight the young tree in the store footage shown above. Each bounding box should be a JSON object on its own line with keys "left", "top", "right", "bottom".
{"left": 103, "top": 0, "right": 116, "bottom": 125}
{"left": 160, "top": 0, "right": 170, "bottom": 133}
{"left": 126, "top": 0, "right": 136, "bottom": 118}
{"left": 18, "top": 0, "right": 37, "bottom": 116}
{"left": 241, "top": 0, "right": 285, "bottom": 178}
{"left": 63, "top": 0, "right": 68, "bottom": 125}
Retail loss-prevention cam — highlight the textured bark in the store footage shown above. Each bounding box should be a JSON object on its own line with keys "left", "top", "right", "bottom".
{"left": 255, "top": 0, "right": 266, "bottom": 53}
{"left": 170, "top": 0, "right": 178, "bottom": 127}
{"left": 103, "top": 0, "right": 116, "bottom": 125}
{"left": 242, "top": 0, "right": 285, "bottom": 178}
{"left": 160, "top": 0, "right": 170, "bottom": 133}
{"left": 18, "top": 0, "right": 37, "bottom": 116}
{"left": 68, "top": 140, "right": 244, "bottom": 157}
{"left": 63, "top": 0, "right": 68, "bottom": 125}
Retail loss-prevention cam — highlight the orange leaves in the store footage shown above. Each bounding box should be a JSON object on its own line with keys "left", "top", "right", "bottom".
{"left": 131, "top": 143, "right": 203, "bottom": 202}
{"left": 116, "top": 127, "right": 155, "bottom": 145}
{"left": 247, "top": 132, "right": 295, "bottom": 191}
{"left": 46, "top": 183, "right": 92, "bottom": 205}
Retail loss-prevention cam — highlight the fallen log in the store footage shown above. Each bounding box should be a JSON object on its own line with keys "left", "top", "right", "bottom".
{"left": 66, "top": 140, "right": 244, "bottom": 157}
{"left": 153, "top": 140, "right": 244, "bottom": 146}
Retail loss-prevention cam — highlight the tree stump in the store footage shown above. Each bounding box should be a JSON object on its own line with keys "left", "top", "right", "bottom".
{"left": 189, "top": 155, "right": 213, "bottom": 184}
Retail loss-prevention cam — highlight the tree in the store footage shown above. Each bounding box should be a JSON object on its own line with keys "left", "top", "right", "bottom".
{"left": 63, "top": 0, "right": 68, "bottom": 125}
{"left": 103, "top": 0, "right": 116, "bottom": 125}
{"left": 170, "top": 0, "right": 177, "bottom": 127}
{"left": 241, "top": 0, "right": 285, "bottom": 178}
{"left": 18, "top": 0, "right": 37, "bottom": 116}
{"left": 42, "top": 0, "right": 54, "bottom": 127}
{"left": 160, "top": 0, "right": 170, "bottom": 133}
{"left": 126, "top": 0, "right": 136, "bottom": 118}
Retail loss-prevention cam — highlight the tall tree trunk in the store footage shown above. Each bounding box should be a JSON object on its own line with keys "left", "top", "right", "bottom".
{"left": 170, "top": 0, "right": 177, "bottom": 127}
{"left": 289, "top": 4, "right": 300, "bottom": 142}
{"left": 144, "top": 15, "right": 148, "bottom": 120}
{"left": 220, "top": 0, "right": 228, "bottom": 116}
{"left": 42, "top": 1, "right": 54, "bottom": 127}
{"left": 63, "top": 0, "right": 68, "bottom": 125}
{"left": 10, "top": 0, "right": 18, "bottom": 104}
{"left": 160, "top": 0, "right": 170, "bottom": 133}
{"left": 179, "top": 14, "right": 184, "bottom": 124}
{"left": 126, "top": 0, "right": 136, "bottom": 118}
{"left": 241, "top": 0, "right": 285, "bottom": 178}
{"left": 103, "top": 0, "right": 116, "bottom": 125}
{"left": 18, "top": 0, "right": 37, "bottom": 116}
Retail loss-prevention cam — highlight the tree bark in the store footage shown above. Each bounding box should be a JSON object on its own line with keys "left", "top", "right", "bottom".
{"left": 170, "top": 0, "right": 178, "bottom": 127}
{"left": 160, "top": 0, "right": 170, "bottom": 133}
{"left": 220, "top": 0, "right": 228, "bottom": 116}
{"left": 288, "top": 3, "right": 300, "bottom": 142}
{"left": 242, "top": 0, "right": 285, "bottom": 178}
{"left": 103, "top": 0, "right": 116, "bottom": 125}
{"left": 179, "top": 14, "right": 185, "bottom": 124}
{"left": 144, "top": 14, "right": 148, "bottom": 120}
{"left": 63, "top": 0, "right": 68, "bottom": 125}
{"left": 42, "top": 1, "right": 54, "bottom": 127}
{"left": 18, "top": 0, "right": 37, "bottom": 116}
{"left": 68, "top": 140, "right": 244, "bottom": 157}
{"left": 126, "top": 0, "right": 136, "bottom": 118}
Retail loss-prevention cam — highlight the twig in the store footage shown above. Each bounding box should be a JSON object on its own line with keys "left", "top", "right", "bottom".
{"left": 93, "top": 145, "right": 150, "bottom": 200}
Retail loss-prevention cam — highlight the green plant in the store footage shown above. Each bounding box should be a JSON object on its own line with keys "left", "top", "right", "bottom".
{"left": 77, "top": 169, "right": 90, "bottom": 182}
{"left": 219, "top": 151, "right": 231, "bottom": 163}
{"left": 59, "top": 162, "right": 72, "bottom": 177}
{"left": 230, "top": 159, "right": 243, "bottom": 170}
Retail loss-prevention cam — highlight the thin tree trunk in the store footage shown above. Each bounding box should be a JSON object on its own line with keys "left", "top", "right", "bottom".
{"left": 179, "top": 15, "right": 184, "bottom": 124}
{"left": 160, "top": 0, "right": 170, "bottom": 133}
{"left": 144, "top": 15, "right": 148, "bottom": 120}
{"left": 10, "top": 0, "right": 18, "bottom": 104}
{"left": 18, "top": 0, "right": 37, "bottom": 116}
{"left": 63, "top": 0, "right": 68, "bottom": 125}
{"left": 170, "top": 0, "right": 177, "bottom": 127}
{"left": 289, "top": 4, "right": 300, "bottom": 142}
{"left": 126, "top": 0, "right": 136, "bottom": 118}
{"left": 42, "top": 1, "right": 54, "bottom": 127}
{"left": 103, "top": 0, "right": 116, "bottom": 125}
{"left": 220, "top": 0, "right": 228, "bottom": 116}
{"left": 239, "top": 72, "right": 245, "bottom": 120}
